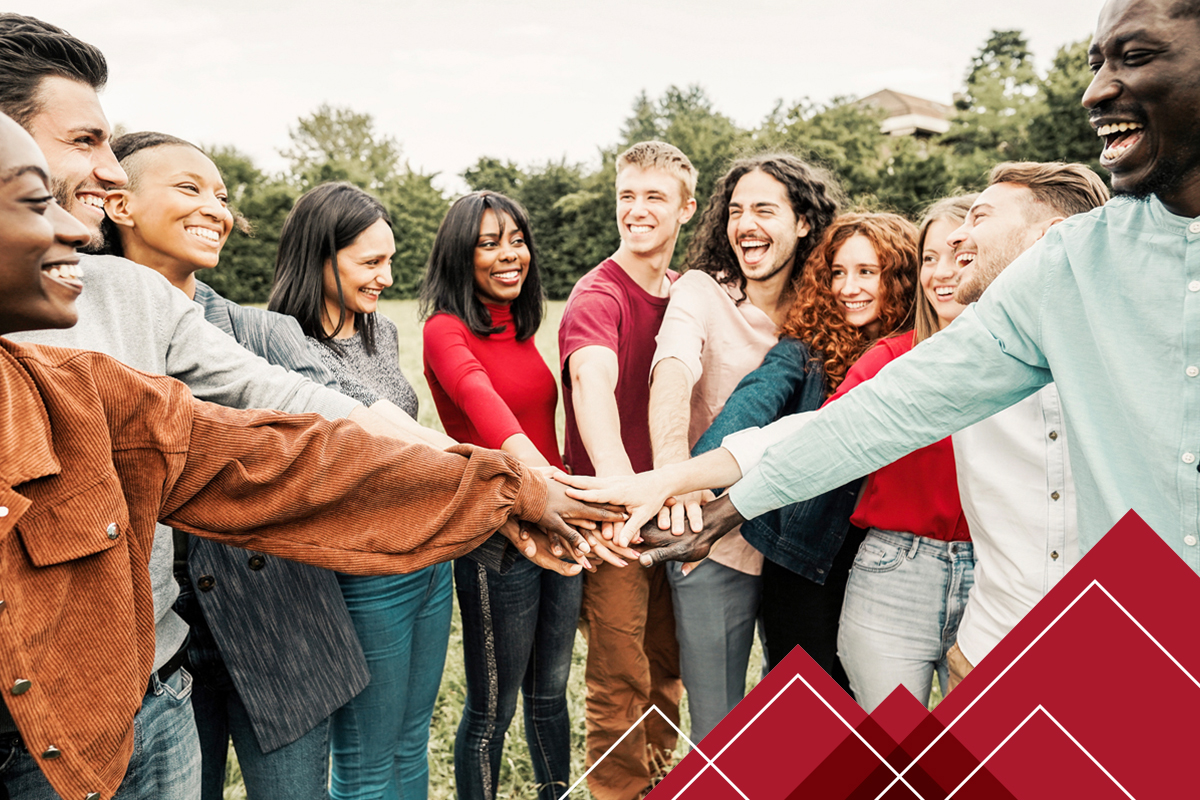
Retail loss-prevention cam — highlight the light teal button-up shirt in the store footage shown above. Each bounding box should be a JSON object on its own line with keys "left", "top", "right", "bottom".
{"left": 729, "top": 195, "right": 1200, "bottom": 572}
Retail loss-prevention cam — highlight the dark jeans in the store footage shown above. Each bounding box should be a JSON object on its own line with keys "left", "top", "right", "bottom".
{"left": 760, "top": 525, "right": 866, "bottom": 696}
{"left": 174, "top": 585, "right": 329, "bottom": 800}
{"left": 453, "top": 556, "right": 582, "bottom": 800}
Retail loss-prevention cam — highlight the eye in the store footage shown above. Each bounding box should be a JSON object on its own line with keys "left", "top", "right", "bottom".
{"left": 477, "top": 239, "right": 498, "bottom": 249}
{"left": 177, "top": 183, "right": 199, "bottom": 193}
{"left": 1124, "top": 49, "right": 1154, "bottom": 66}
{"left": 24, "top": 194, "right": 54, "bottom": 214}
{"left": 922, "top": 254, "right": 937, "bottom": 264}
{"left": 1088, "top": 58, "right": 1103, "bottom": 74}
{"left": 217, "top": 194, "right": 229, "bottom": 205}
{"left": 512, "top": 236, "right": 526, "bottom": 246}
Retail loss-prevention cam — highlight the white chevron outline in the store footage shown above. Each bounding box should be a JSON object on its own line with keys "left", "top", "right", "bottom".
{"left": 564, "top": 579, "right": 1192, "bottom": 799}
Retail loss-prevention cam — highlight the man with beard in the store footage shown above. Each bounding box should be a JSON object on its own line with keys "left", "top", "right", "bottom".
{"left": 645, "top": 154, "right": 838, "bottom": 743}
{"left": 573, "top": 0, "right": 1200, "bottom": 596}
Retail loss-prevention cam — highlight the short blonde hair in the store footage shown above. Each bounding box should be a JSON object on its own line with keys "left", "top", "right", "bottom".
{"left": 616, "top": 140, "right": 698, "bottom": 201}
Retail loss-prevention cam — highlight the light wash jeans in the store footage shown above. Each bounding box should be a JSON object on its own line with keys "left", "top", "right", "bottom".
{"left": 837, "top": 529, "right": 975, "bottom": 713}
{"left": 666, "top": 558, "right": 762, "bottom": 745}
{"left": 331, "top": 564, "right": 453, "bottom": 800}
{"left": 0, "top": 667, "right": 202, "bottom": 800}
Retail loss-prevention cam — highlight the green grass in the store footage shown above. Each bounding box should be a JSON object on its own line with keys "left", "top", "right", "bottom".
{"left": 222, "top": 300, "right": 765, "bottom": 798}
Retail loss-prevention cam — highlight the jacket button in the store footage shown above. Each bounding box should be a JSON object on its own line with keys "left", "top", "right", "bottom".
{"left": 11, "top": 678, "right": 31, "bottom": 695}
{"left": 196, "top": 575, "right": 216, "bottom": 592}
{"left": 247, "top": 555, "right": 266, "bottom": 571}
{"left": 86, "top": 794, "right": 102, "bottom": 800}
{"left": 106, "top": 522, "right": 119, "bottom": 540}
{"left": 42, "top": 745, "right": 62, "bottom": 759}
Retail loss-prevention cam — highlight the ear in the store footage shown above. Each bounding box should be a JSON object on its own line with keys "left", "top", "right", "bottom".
{"left": 678, "top": 196, "right": 697, "bottom": 226}
{"left": 1032, "top": 216, "right": 1067, "bottom": 241}
{"left": 795, "top": 215, "right": 811, "bottom": 239}
{"left": 104, "top": 190, "right": 135, "bottom": 229}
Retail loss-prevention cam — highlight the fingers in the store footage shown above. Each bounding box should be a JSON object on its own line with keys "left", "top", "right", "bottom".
{"left": 521, "top": 527, "right": 584, "bottom": 576}
{"left": 637, "top": 540, "right": 698, "bottom": 567}
{"left": 685, "top": 499, "right": 705, "bottom": 534}
{"left": 563, "top": 517, "right": 597, "bottom": 531}
{"left": 657, "top": 503, "right": 672, "bottom": 532}
{"left": 552, "top": 472, "right": 602, "bottom": 490}
{"left": 670, "top": 501, "right": 687, "bottom": 535}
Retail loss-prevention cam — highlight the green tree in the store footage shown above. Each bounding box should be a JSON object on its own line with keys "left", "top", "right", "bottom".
{"left": 1027, "top": 37, "right": 1105, "bottom": 174}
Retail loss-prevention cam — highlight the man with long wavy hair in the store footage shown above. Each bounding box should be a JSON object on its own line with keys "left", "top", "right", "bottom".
{"left": 645, "top": 154, "right": 839, "bottom": 744}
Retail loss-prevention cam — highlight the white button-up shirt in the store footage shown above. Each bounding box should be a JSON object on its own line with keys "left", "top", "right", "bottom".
{"left": 952, "top": 385, "right": 1078, "bottom": 666}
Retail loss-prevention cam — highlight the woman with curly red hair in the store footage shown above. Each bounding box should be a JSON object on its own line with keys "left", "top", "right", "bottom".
{"left": 686, "top": 211, "right": 920, "bottom": 692}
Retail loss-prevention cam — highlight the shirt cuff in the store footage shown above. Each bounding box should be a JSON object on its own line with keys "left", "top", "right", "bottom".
{"left": 306, "top": 387, "right": 361, "bottom": 421}
{"left": 512, "top": 464, "right": 549, "bottom": 523}
{"left": 721, "top": 410, "right": 820, "bottom": 476}
{"left": 727, "top": 463, "right": 792, "bottom": 522}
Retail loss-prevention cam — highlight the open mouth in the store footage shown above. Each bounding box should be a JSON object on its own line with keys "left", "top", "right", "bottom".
{"left": 956, "top": 252, "right": 976, "bottom": 268}
{"left": 932, "top": 286, "right": 956, "bottom": 301}
{"left": 842, "top": 300, "right": 871, "bottom": 311}
{"left": 628, "top": 224, "right": 654, "bottom": 235}
{"left": 739, "top": 238, "right": 769, "bottom": 266}
{"left": 185, "top": 226, "right": 221, "bottom": 244}
{"left": 1096, "top": 121, "right": 1145, "bottom": 166}
{"left": 491, "top": 270, "right": 521, "bottom": 286}
{"left": 76, "top": 192, "right": 106, "bottom": 215}
{"left": 42, "top": 260, "right": 85, "bottom": 290}
{"left": 359, "top": 287, "right": 382, "bottom": 299}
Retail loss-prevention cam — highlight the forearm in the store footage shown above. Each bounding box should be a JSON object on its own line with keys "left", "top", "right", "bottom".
{"left": 648, "top": 358, "right": 694, "bottom": 468}
{"left": 361, "top": 398, "right": 458, "bottom": 449}
{"left": 653, "top": 448, "right": 744, "bottom": 497}
{"left": 501, "top": 433, "right": 552, "bottom": 468}
{"left": 573, "top": 382, "right": 633, "bottom": 476}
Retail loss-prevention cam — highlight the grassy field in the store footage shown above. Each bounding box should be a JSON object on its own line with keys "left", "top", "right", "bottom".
{"left": 221, "top": 299, "right": 766, "bottom": 799}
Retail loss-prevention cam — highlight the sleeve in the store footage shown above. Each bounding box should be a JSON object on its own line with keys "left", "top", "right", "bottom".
{"left": 157, "top": 281, "right": 360, "bottom": 420}
{"left": 423, "top": 314, "right": 523, "bottom": 449}
{"left": 650, "top": 273, "right": 710, "bottom": 387}
{"left": 692, "top": 338, "right": 812, "bottom": 458}
{"left": 558, "top": 288, "right": 623, "bottom": 375}
{"left": 721, "top": 410, "right": 820, "bottom": 476}
{"left": 263, "top": 313, "right": 358, "bottom": 395}
{"left": 728, "top": 301, "right": 1052, "bottom": 522}
{"left": 826, "top": 338, "right": 902, "bottom": 403}
{"left": 160, "top": 399, "right": 550, "bottom": 575}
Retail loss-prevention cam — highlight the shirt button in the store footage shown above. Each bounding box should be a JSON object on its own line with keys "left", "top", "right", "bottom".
{"left": 1191, "top": 280, "right": 1200, "bottom": 292}
{"left": 1050, "top": 550, "right": 1060, "bottom": 560}
{"left": 41, "top": 745, "right": 62, "bottom": 760}
{"left": 196, "top": 575, "right": 216, "bottom": 592}
{"left": 106, "top": 522, "right": 119, "bottom": 540}
{"left": 11, "top": 678, "right": 31, "bottom": 696}
{"left": 247, "top": 555, "right": 266, "bottom": 571}
{"left": 1185, "top": 453, "right": 1197, "bottom": 465}
{"left": 1190, "top": 222, "right": 1200, "bottom": 234}
{"left": 1048, "top": 430, "right": 1058, "bottom": 441}
{"left": 1051, "top": 491, "right": 1061, "bottom": 501}
{"left": 1187, "top": 535, "right": 1199, "bottom": 547}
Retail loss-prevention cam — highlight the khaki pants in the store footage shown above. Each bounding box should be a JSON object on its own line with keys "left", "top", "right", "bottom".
{"left": 946, "top": 641, "right": 975, "bottom": 693}
{"left": 580, "top": 560, "right": 682, "bottom": 800}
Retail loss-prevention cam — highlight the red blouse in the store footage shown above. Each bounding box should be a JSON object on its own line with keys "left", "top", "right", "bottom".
{"left": 825, "top": 331, "right": 970, "bottom": 541}
{"left": 423, "top": 304, "right": 564, "bottom": 470}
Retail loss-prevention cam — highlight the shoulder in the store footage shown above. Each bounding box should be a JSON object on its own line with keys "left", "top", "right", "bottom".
{"left": 79, "top": 254, "right": 178, "bottom": 299}
{"left": 670, "top": 269, "right": 726, "bottom": 299}
{"left": 423, "top": 311, "right": 470, "bottom": 337}
{"left": 12, "top": 341, "right": 185, "bottom": 402}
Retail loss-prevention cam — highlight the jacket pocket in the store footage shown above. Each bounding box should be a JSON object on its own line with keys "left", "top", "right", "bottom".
{"left": 18, "top": 472, "right": 128, "bottom": 566}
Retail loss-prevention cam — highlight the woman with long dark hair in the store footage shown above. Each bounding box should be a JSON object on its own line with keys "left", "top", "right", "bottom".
{"left": 269, "top": 181, "right": 453, "bottom": 800}
{"left": 419, "top": 191, "right": 576, "bottom": 800}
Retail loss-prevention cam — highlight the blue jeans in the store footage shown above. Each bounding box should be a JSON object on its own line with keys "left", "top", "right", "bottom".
{"left": 453, "top": 557, "right": 581, "bottom": 800}
{"left": 330, "top": 565, "right": 453, "bottom": 800}
{"left": 0, "top": 667, "right": 201, "bottom": 800}
{"left": 175, "top": 585, "right": 329, "bottom": 800}
{"left": 665, "top": 559, "right": 761, "bottom": 745}
{"left": 837, "top": 529, "right": 975, "bottom": 712}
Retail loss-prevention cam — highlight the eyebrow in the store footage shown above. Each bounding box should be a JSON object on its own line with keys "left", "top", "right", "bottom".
{"left": 66, "top": 126, "right": 108, "bottom": 141}
{"left": 1090, "top": 29, "right": 1163, "bottom": 56}
{"left": 0, "top": 164, "right": 50, "bottom": 185}
{"left": 970, "top": 202, "right": 995, "bottom": 215}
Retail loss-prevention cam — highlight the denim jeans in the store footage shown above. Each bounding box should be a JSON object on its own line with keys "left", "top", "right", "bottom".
{"left": 453, "top": 556, "right": 581, "bottom": 800}
{"left": 330, "top": 564, "right": 453, "bottom": 800}
{"left": 0, "top": 667, "right": 202, "bottom": 800}
{"left": 665, "top": 559, "right": 761, "bottom": 745}
{"left": 837, "top": 529, "right": 975, "bottom": 712}
{"left": 174, "top": 585, "right": 329, "bottom": 800}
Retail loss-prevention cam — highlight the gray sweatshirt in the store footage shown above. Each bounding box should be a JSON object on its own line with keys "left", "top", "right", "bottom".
{"left": 13, "top": 255, "right": 361, "bottom": 671}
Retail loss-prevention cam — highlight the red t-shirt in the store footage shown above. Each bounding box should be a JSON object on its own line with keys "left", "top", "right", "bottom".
{"left": 826, "top": 330, "right": 970, "bottom": 541}
{"left": 423, "top": 304, "right": 564, "bottom": 469}
{"left": 559, "top": 258, "right": 678, "bottom": 476}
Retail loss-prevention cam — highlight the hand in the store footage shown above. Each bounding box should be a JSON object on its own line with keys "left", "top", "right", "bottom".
{"left": 554, "top": 471, "right": 676, "bottom": 547}
{"left": 528, "top": 478, "right": 627, "bottom": 555}
{"left": 498, "top": 518, "right": 582, "bottom": 576}
{"left": 657, "top": 489, "right": 716, "bottom": 535}
{"left": 634, "top": 494, "right": 745, "bottom": 567}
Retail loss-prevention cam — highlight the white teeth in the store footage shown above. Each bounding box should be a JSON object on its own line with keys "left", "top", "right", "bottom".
{"left": 186, "top": 227, "right": 220, "bottom": 242}
{"left": 629, "top": 225, "right": 653, "bottom": 234}
{"left": 360, "top": 288, "right": 381, "bottom": 297}
{"left": 77, "top": 194, "right": 104, "bottom": 208}
{"left": 935, "top": 287, "right": 954, "bottom": 297}
{"left": 1095, "top": 121, "right": 1144, "bottom": 137}
{"left": 44, "top": 262, "right": 84, "bottom": 281}
{"left": 492, "top": 271, "right": 520, "bottom": 280}
{"left": 740, "top": 239, "right": 768, "bottom": 248}
{"left": 956, "top": 253, "right": 976, "bottom": 266}
{"left": 844, "top": 300, "right": 870, "bottom": 310}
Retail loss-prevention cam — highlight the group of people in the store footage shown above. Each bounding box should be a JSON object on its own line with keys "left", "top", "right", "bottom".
{"left": 3, "top": 0, "right": 1200, "bottom": 798}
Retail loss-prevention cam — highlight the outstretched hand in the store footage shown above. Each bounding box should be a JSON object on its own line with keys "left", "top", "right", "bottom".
{"left": 553, "top": 471, "right": 675, "bottom": 547}
{"left": 530, "top": 476, "right": 628, "bottom": 556}
{"left": 498, "top": 518, "right": 582, "bottom": 576}
{"left": 633, "top": 493, "right": 746, "bottom": 567}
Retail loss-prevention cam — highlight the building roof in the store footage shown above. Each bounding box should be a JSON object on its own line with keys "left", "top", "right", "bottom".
{"left": 857, "top": 89, "right": 953, "bottom": 136}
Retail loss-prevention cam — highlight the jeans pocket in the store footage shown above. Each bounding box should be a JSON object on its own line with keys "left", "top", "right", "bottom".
{"left": 157, "top": 667, "right": 195, "bottom": 706}
{"left": 851, "top": 537, "right": 905, "bottom": 574}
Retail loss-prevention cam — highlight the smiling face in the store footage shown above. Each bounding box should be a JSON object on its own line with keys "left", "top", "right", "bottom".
{"left": 1084, "top": 0, "right": 1200, "bottom": 213}
{"left": 24, "top": 76, "right": 127, "bottom": 246}
{"left": 615, "top": 165, "right": 696, "bottom": 260}
{"left": 950, "top": 183, "right": 1042, "bottom": 305}
{"left": 105, "top": 145, "right": 232, "bottom": 285}
{"left": 726, "top": 169, "right": 811, "bottom": 285}
{"left": 473, "top": 208, "right": 530, "bottom": 306}
{"left": 920, "top": 217, "right": 968, "bottom": 329}
{"left": 830, "top": 234, "right": 883, "bottom": 337}
{"left": 322, "top": 217, "right": 394, "bottom": 337}
{"left": 0, "top": 115, "right": 91, "bottom": 335}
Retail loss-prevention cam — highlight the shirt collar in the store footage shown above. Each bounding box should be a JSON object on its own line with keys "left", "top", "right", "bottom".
{"left": 0, "top": 339, "right": 62, "bottom": 486}
{"left": 1137, "top": 194, "right": 1198, "bottom": 235}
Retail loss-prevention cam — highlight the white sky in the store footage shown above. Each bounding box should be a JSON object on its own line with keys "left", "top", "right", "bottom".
{"left": 24, "top": 0, "right": 1104, "bottom": 193}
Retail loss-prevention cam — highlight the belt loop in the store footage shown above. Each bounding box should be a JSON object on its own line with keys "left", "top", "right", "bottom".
{"left": 907, "top": 535, "right": 920, "bottom": 560}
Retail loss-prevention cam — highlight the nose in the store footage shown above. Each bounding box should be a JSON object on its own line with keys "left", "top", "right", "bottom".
{"left": 201, "top": 193, "right": 231, "bottom": 224}
{"left": 840, "top": 272, "right": 861, "bottom": 295}
{"left": 49, "top": 201, "right": 90, "bottom": 247}
{"left": 93, "top": 141, "right": 128, "bottom": 188}
{"left": 499, "top": 240, "right": 518, "bottom": 262}
{"left": 1082, "top": 62, "right": 1119, "bottom": 110}
{"left": 946, "top": 219, "right": 969, "bottom": 250}
{"left": 376, "top": 263, "right": 394, "bottom": 288}
{"left": 932, "top": 253, "right": 959, "bottom": 282}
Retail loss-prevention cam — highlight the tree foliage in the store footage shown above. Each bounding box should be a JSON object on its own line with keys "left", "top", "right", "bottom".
{"left": 202, "top": 28, "right": 1106, "bottom": 302}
